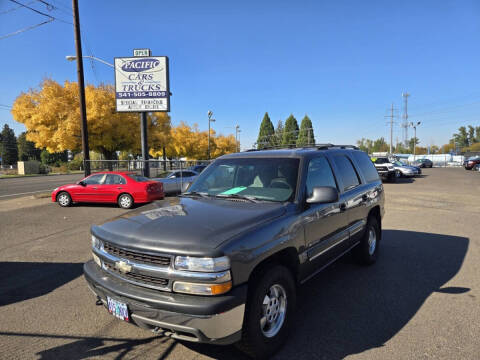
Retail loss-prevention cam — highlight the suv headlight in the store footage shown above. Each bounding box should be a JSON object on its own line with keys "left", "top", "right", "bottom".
{"left": 174, "top": 256, "right": 230, "bottom": 272}
{"left": 387, "top": 165, "right": 394, "bottom": 170}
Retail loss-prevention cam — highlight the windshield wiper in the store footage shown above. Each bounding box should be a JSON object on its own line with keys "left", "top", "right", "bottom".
{"left": 180, "top": 191, "right": 210, "bottom": 198}
{"left": 214, "top": 193, "right": 260, "bottom": 203}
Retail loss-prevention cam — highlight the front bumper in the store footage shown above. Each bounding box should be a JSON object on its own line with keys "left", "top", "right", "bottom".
{"left": 83, "top": 260, "right": 246, "bottom": 344}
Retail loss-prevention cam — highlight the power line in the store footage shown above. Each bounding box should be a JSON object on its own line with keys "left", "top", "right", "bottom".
{"left": 8, "top": 0, "right": 72, "bottom": 24}
{"left": 0, "top": 18, "right": 53, "bottom": 40}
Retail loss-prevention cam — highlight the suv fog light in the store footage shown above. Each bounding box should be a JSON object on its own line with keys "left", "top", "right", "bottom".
{"left": 173, "top": 281, "right": 232, "bottom": 295}
{"left": 92, "top": 252, "right": 101, "bottom": 267}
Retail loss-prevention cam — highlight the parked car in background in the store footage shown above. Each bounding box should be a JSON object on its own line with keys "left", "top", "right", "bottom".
{"left": 474, "top": 163, "right": 480, "bottom": 171}
{"left": 464, "top": 157, "right": 480, "bottom": 170}
{"left": 52, "top": 172, "right": 164, "bottom": 209}
{"left": 154, "top": 170, "right": 199, "bottom": 195}
{"left": 392, "top": 160, "right": 421, "bottom": 177}
{"left": 84, "top": 145, "right": 385, "bottom": 358}
{"left": 412, "top": 158, "right": 433, "bottom": 168}
{"left": 189, "top": 164, "right": 208, "bottom": 173}
{"left": 371, "top": 157, "right": 399, "bottom": 182}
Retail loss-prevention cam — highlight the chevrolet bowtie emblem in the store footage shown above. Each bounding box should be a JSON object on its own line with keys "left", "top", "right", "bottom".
{"left": 115, "top": 260, "right": 132, "bottom": 273}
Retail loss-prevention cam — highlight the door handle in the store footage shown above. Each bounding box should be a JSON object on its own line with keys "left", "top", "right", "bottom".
{"left": 340, "top": 203, "right": 347, "bottom": 212}
{"left": 93, "top": 187, "right": 98, "bottom": 190}
{"left": 116, "top": 187, "right": 123, "bottom": 190}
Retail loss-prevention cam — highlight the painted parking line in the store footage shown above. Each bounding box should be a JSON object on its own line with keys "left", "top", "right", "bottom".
{"left": 0, "top": 190, "right": 52, "bottom": 198}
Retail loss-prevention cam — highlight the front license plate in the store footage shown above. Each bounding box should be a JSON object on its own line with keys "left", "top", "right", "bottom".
{"left": 107, "top": 296, "right": 129, "bottom": 322}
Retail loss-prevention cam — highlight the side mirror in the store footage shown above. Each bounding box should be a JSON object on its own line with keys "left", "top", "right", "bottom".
{"left": 306, "top": 186, "right": 339, "bottom": 204}
{"left": 77, "top": 180, "right": 86, "bottom": 186}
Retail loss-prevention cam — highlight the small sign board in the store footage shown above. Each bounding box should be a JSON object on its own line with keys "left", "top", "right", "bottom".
{"left": 133, "top": 49, "right": 151, "bottom": 57}
{"left": 114, "top": 56, "right": 170, "bottom": 112}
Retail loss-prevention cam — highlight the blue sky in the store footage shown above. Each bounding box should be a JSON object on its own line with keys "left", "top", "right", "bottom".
{"left": 1, "top": 0, "right": 479, "bottom": 150}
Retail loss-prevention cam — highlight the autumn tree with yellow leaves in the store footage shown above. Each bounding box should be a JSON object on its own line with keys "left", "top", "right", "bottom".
{"left": 11, "top": 79, "right": 171, "bottom": 160}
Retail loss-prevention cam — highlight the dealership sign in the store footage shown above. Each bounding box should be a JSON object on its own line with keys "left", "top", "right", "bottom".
{"left": 114, "top": 56, "right": 170, "bottom": 112}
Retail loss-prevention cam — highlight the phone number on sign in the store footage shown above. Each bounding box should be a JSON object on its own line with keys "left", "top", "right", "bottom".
{"left": 117, "top": 91, "right": 168, "bottom": 98}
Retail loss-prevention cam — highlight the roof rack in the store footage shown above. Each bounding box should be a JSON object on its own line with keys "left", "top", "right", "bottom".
{"left": 250, "top": 143, "right": 359, "bottom": 151}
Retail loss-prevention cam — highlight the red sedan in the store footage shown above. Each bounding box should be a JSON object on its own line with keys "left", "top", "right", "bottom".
{"left": 51, "top": 171, "right": 164, "bottom": 209}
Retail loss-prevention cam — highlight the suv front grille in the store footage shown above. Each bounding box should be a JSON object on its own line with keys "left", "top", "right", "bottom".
{"left": 104, "top": 262, "right": 169, "bottom": 288}
{"left": 102, "top": 242, "right": 171, "bottom": 267}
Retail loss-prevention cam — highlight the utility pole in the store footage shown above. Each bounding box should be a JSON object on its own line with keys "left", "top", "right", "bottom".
{"left": 389, "top": 103, "right": 394, "bottom": 154}
{"left": 384, "top": 103, "right": 396, "bottom": 154}
{"left": 402, "top": 92, "right": 410, "bottom": 147}
{"left": 72, "top": 0, "right": 90, "bottom": 176}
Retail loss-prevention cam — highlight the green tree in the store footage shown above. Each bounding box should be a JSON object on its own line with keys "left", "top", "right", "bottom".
{"left": 452, "top": 126, "right": 469, "bottom": 148}
{"left": 297, "top": 115, "right": 315, "bottom": 146}
{"left": 282, "top": 114, "right": 299, "bottom": 146}
{"left": 372, "top": 137, "right": 389, "bottom": 152}
{"left": 0, "top": 124, "right": 18, "bottom": 166}
{"left": 257, "top": 112, "right": 275, "bottom": 149}
{"left": 408, "top": 137, "right": 420, "bottom": 153}
{"left": 274, "top": 120, "right": 284, "bottom": 146}
{"left": 17, "top": 132, "right": 41, "bottom": 161}
{"left": 40, "top": 149, "right": 68, "bottom": 166}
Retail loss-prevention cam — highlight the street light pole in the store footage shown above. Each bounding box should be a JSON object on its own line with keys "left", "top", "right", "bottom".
{"left": 235, "top": 125, "right": 241, "bottom": 152}
{"left": 72, "top": 0, "right": 90, "bottom": 176}
{"left": 410, "top": 121, "right": 421, "bottom": 157}
{"left": 207, "top": 111, "right": 215, "bottom": 159}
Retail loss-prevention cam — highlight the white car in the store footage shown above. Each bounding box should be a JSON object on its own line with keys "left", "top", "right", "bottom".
{"left": 153, "top": 170, "right": 198, "bottom": 195}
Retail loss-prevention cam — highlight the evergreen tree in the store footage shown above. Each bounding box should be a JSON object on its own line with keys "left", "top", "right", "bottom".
{"left": 17, "top": 132, "right": 41, "bottom": 161}
{"left": 0, "top": 124, "right": 18, "bottom": 166}
{"left": 297, "top": 115, "right": 315, "bottom": 146}
{"left": 282, "top": 114, "right": 299, "bottom": 146}
{"left": 257, "top": 112, "right": 275, "bottom": 149}
{"left": 274, "top": 120, "right": 284, "bottom": 146}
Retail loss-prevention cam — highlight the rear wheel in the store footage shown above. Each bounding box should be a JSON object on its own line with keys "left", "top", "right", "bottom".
{"left": 237, "top": 265, "right": 296, "bottom": 359}
{"left": 118, "top": 194, "right": 133, "bottom": 209}
{"left": 354, "top": 216, "right": 380, "bottom": 265}
{"left": 57, "top": 192, "right": 71, "bottom": 207}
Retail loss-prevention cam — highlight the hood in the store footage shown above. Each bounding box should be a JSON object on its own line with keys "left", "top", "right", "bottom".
{"left": 56, "top": 183, "right": 80, "bottom": 191}
{"left": 92, "top": 197, "right": 286, "bottom": 257}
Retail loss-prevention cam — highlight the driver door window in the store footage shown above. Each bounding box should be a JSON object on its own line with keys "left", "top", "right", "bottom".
{"left": 306, "top": 157, "right": 337, "bottom": 198}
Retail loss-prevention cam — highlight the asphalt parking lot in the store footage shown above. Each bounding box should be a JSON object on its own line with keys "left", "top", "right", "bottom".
{"left": 0, "top": 168, "right": 479, "bottom": 360}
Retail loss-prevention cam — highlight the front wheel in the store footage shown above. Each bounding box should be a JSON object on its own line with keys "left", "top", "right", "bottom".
{"left": 118, "top": 194, "right": 133, "bottom": 209}
{"left": 237, "top": 265, "right": 296, "bottom": 359}
{"left": 57, "top": 192, "right": 71, "bottom": 207}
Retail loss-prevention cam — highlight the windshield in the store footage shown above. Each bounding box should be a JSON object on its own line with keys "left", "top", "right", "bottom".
{"left": 187, "top": 158, "right": 300, "bottom": 202}
{"left": 394, "top": 161, "right": 406, "bottom": 166}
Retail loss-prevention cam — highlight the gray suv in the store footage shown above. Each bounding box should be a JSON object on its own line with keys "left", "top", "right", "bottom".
{"left": 84, "top": 145, "right": 385, "bottom": 358}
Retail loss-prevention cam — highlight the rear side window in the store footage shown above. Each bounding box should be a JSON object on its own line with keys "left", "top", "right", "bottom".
{"left": 332, "top": 155, "right": 360, "bottom": 191}
{"left": 127, "top": 174, "right": 150, "bottom": 182}
{"left": 306, "top": 157, "right": 337, "bottom": 198}
{"left": 105, "top": 174, "right": 126, "bottom": 185}
{"left": 353, "top": 151, "right": 380, "bottom": 183}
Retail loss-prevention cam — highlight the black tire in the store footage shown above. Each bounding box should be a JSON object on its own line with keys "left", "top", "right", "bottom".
{"left": 354, "top": 216, "right": 381, "bottom": 265}
{"left": 237, "top": 265, "right": 296, "bottom": 359}
{"left": 56, "top": 191, "right": 72, "bottom": 207}
{"left": 388, "top": 172, "right": 396, "bottom": 183}
{"left": 118, "top": 193, "right": 134, "bottom": 209}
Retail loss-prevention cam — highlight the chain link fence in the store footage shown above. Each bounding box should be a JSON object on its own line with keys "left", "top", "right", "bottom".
{"left": 84, "top": 159, "right": 212, "bottom": 178}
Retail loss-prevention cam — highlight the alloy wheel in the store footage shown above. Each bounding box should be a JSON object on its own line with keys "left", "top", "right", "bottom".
{"left": 260, "top": 284, "right": 287, "bottom": 338}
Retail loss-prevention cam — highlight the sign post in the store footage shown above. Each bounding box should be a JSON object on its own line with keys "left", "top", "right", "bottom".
{"left": 114, "top": 51, "right": 170, "bottom": 177}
